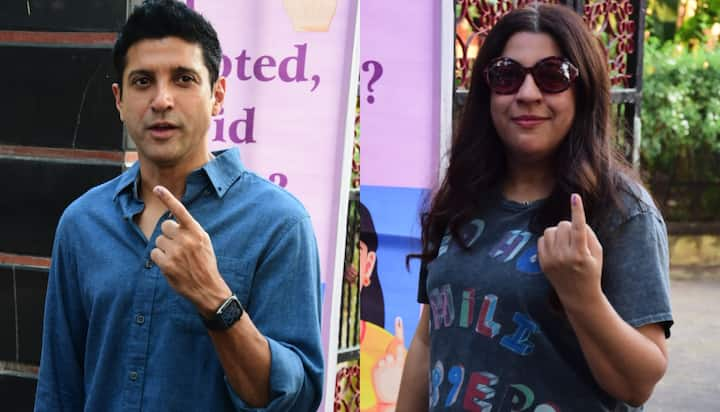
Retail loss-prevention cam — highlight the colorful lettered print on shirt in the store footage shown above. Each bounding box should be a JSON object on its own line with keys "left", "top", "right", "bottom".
{"left": 419, "top": 187, "right": 672, "bottom": 412}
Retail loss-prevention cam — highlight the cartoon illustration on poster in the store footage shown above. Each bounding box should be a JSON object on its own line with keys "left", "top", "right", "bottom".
{"left": 359, "top": 187, "right": 428, "bottom": 411}
{"left": 359, "top": 0, "right": 442, "bottom": 409}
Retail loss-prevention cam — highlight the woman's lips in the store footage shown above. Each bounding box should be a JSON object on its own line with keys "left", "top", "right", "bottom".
{"left": 512, "top": 115, "right": 550, "bottom": 128}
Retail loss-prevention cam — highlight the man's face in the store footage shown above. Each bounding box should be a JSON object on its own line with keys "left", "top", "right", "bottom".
{"left": 112, "top": 37, "right": 225, "bottom": 169}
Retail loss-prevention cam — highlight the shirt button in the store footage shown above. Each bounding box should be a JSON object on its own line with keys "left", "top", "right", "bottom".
{"left": 135, "top": 314, "right": 145, "bottom": 325}
{"left": 144, "top": 260, "right": 152, "bottom": 269}
{"left": 129, "top": 371, "right": 138, "bottom": 381}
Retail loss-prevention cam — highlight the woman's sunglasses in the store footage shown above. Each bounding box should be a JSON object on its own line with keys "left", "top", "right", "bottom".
{"left": 484, "top": 56, "right": 579, "bottom": 95}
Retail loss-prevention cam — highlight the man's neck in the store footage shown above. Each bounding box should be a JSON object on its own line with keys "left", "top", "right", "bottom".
{"left": 137, "top": 151, "right": 215, "bottom": 202}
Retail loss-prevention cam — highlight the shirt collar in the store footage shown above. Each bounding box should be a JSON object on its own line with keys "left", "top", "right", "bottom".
{"left": 113, "top": 147, "right": 245, "bottom": 201}
{"left": 113, "top": 161, "right": 140, "bottom": 201}
{"left": 202, "top": 147, "right": 245, "bottom": 198}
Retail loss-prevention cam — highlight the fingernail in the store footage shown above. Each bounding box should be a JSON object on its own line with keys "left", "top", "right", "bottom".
{"left": 153, "top": 186, "right": 163, "bottom": 195}
{"left": 571, "top": 194, "right": 578, "bottom": 206}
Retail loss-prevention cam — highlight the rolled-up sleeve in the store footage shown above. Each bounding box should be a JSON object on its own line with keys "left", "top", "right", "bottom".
{"left": 226, "top": 215, "right": 324, "bottom": 412}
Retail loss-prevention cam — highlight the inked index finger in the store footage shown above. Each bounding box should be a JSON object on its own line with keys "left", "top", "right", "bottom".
{"left": 153, "top": 185, "right": 198, "bottom": 228}
{"left": 570, "top": 193, "right": 588, "bottom": 250}
{"left": 394, "top": 316, "right": 405, "bottom": 347}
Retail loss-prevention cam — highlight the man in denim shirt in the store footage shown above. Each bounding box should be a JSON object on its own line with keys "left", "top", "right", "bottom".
{"left": 34, "top": 1, "right": 323, "bottom": 411}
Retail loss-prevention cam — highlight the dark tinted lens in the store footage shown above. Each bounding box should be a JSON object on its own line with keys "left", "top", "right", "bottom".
{"left": 534, "top": 59, "right": 571, "bottom": 93}
{"left": 487, "top": 59, "right": 524, "bottom": 94}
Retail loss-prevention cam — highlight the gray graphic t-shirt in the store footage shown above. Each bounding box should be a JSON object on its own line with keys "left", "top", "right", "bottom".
{"left": 418, "top": 187, "right": 672, "bottom": 412}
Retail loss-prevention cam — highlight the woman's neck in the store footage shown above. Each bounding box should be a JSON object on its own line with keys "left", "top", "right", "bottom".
{"left": 502, "top": 158, "right": 555, "bottom": 203}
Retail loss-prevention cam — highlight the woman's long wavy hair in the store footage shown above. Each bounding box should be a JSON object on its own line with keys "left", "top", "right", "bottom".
{"left": 419, "top": 4, "right": 637, "bottom": 264}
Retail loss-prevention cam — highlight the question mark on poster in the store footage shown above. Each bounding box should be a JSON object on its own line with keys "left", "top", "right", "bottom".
{"left": 362, "top": 60, "right": 384, "bottom": 104}
{"left": 269, "top": 173, "right": 289, "bottom": 188}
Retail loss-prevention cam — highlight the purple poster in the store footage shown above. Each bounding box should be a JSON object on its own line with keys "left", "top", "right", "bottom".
{"left": 185, "top": 1, "right": 357, "bottom": 410}
{"left": 360, "top": 1, "right": 442, "bottom": 410}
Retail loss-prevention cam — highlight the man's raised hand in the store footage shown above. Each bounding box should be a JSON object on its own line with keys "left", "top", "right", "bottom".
{"left": 150, "top": 185, "right": 231, "bottom": 317}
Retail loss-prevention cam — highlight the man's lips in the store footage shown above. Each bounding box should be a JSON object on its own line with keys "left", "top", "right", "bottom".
{"left": 148, "top": 122, "right": 178, "bottom": 130}
{"left": 147, "top": 122, "right": 179, "bottom": 138}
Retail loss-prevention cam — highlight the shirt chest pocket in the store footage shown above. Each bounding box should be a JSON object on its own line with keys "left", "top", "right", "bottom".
{"left": 169, "top": 255, "right": 253, "bottom": 333}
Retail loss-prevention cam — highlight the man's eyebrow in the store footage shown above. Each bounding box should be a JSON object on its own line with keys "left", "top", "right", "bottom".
{"left": 127, "top": 69, "right": 154, "bottom": 79}
{"left": 173, "top": 66, "right": 201, "bottom": 77}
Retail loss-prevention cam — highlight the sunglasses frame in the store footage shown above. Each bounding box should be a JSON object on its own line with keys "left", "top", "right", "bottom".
{"left": 484, "top": 56, "right": 579, "bottom": 95}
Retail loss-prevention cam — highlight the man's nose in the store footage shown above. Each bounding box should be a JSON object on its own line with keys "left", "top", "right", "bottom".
{"left": 150, "top": 83, "right": 174, "bottom": 112}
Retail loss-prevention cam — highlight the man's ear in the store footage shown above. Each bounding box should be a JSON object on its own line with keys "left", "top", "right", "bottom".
{"left": 111, "top": 83, "right": 124, "bottom": 122}
{"left": 211, "top": 77, "right": 226, "bottom": 116}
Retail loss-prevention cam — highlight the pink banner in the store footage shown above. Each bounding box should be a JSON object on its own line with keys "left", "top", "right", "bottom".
{"left": 360, "top": 1, "right": 442, "bottom": 411}
{"left": 188, "top": 1, "right": 357, "bottom": 409}
{"left": 361, "top": 1, "right": 441, "bottom": 189}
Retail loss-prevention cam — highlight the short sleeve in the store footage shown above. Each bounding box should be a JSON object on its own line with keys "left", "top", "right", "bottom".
{"left": 417, "top": 263, "right": 429, "bottom": 304}
{"left": 600, "top": 210, "right": 673, "bottom": 338}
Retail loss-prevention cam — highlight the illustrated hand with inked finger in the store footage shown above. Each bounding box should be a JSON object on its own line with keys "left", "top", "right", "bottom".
{"left": 372, "top": 317, "right": 408, "bottom": 409}
{"left": 537, "top": 193, "right": 603, "bottom": 310}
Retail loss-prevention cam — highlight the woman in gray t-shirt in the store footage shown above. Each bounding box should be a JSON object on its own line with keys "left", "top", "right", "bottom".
{"left": 396, "top": 4, "right": 672, "bottom": 412}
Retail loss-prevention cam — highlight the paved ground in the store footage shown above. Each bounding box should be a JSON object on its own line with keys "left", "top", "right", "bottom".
{"left": 645, "top": 278, "right": 720, "bottom": 411}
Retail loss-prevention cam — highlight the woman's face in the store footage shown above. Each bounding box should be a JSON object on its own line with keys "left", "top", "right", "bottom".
{"left": 490, "top": 32, "right": 575, "bottom": 165}
{"left": 359, "top": 240, "right": 376, "bottom": 289}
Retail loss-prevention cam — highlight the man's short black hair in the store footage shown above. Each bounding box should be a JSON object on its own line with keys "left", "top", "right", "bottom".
{"left": 113, "top": 0, "right": 222, "bottom": 93}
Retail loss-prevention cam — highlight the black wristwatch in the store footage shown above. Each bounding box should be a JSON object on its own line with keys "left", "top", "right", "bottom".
{"left": 202, "top": 294, "right": 244, "bottom": 330}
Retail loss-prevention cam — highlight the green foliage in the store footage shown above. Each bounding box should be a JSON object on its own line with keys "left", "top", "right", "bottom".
{"left": 647, "top": 0, "right": 720, "bottom": 45}
{"left": 675, "top": 0, "right": 720, "bottom": 44}
{"left": 641, "top": 42, "right": 720, "bottom": 175}
{"left": 646, "top": 0, "right": 680, "bottom": 43}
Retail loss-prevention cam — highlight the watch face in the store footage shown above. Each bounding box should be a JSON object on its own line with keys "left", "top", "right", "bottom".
{"left": 220, "top": 298, "right": 242, "bottom": 327}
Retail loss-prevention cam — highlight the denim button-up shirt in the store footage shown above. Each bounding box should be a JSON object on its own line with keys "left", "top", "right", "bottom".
{"left": 35, "top": 148, "right": 324, "bottom": 411}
